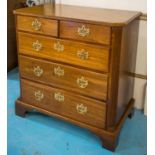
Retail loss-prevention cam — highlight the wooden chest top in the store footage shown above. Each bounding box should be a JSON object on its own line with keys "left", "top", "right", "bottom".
{"left": 14, "top": 4, "right": 141, "bottom": 26}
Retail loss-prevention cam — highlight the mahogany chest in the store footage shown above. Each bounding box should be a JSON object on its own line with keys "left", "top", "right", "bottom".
{"left": 14, "top": 4, "right": 141, "bottom": 151}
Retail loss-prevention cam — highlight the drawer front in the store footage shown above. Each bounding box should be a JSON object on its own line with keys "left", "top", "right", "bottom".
{"left": 18, "top": 32, "right": 109, "bottom": 72}
{"left": 17, "top": 16, "right": 58, "bottom": 36}
{"left": 21, "top": 79, "right": 106, "bottom": 128}
{"left": 19, "top": 56, "right": 108, "bottom": 100}
{"left": 60, "top": 21, "right": 111, "bottom": 45}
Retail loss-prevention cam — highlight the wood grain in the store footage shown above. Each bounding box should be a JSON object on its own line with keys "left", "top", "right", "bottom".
{"left": 21, "top": 79, "right": 106, "bottom": 129}
{"left": 19, "top": 55, "right": 108, "bottom": 100}
{"left": 18, "top": 32, "right": 110, "bottom": 72}
{"left": 106, "top": 27, "right": 123, "bottom": 129}
{"left": 106, "top": 20, "right": 139, "bottom": 129}
{"left": 60, "top": 21, "right": 111, "bottom": 45}
{"left": 17, "top": 15, "right": 58, "bottom": 36}
{"left": 116, "top": 20, "right": 140, "bottom": 124}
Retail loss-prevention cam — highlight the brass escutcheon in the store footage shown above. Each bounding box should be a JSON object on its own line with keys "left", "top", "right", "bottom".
{"left": 54, "top": 92, "right": 64, "bottom": 102}
{"left": 33, "top": 66, "right": 43, "bottom": 77}
{"left": 32, "top": 19, "right": 42, "bottom": 31}
{"left": 77, "top": 25, "right": 90, "bottom": 37}
{"left": 77, "top": 76, "right": 88, "bottom": 89}
{"left": 77, "top": 49, "right": 89, "bottom": 60}
{"left": 76, "top": 104, "right": 87, "bottom": 114}
{"left": 53, "top": 42, "right": 64, "bottom": 52}
{"left": 32, "top": 40, "right": 42, "bottom": 52}
{"left": 54, "top": 66, "right": 64, "bottom": 77}
{"left": 34, "top": 90, "right": 44, "bottom": 101}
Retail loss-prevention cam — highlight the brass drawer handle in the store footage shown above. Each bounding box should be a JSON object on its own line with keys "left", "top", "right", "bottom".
{"left": 33, "top": 66, "right": 43, "bottom": 77}
{"left": 77, "top": 25, "right": 90, "bottom": 37}
{"left": 34, "top": 90, "right": 44, "bottom": 101}
{"left": 54, "top": 66, "right": 64, "bottom": 77}
{"left": 54, "top": 42, "right": 64, "bottom": 52}
{"left": 32, "top": 40, "right": 42, "bottom": 52}
{"left": 77, "top": 49, "right": 89, "bottom": 60}
{"left": 32, "top": 19, "right": 42, "bottom": 31}
{"left": 77, "top": 76, "right": 88, "bottom": 89}
{"left": 54, "top": 92, "right": 64, "bottom": 102}
{"left": 76, "top": 104, "right": 87, "bottom": 114}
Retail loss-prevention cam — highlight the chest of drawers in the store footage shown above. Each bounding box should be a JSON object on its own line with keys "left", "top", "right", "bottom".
{"left": 14, "top": 4, "right": 141, "bottom": 151}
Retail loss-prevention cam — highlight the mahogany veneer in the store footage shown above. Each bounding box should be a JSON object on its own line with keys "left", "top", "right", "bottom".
{"left": 19, "top": 55, "right": 108, "bottom": 100}
{"left": 18, "top": 32, "right": 110, "bottom": 72}
{"left": 14, "top": 4, "right": 141, "bottom": 151}
{"left": 17, "top": 16, "right": 58, "bottom": 36}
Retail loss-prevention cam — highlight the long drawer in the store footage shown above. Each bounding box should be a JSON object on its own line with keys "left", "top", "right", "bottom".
{"left": 19, "top": 55, "right": 108, "bottom": 100}
{"left": 21, "top": 79, "right": 106, "bottom": 129}
{"left": 60, "top": 21, "right": 111, "bottom": 45}
{"left": 18, "top": 32, "right": 109, "bottom": 72}
{"left": 17, "top": 16, "right": 58, "bottom": 37}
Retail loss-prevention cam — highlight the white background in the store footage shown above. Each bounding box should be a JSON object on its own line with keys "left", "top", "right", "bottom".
{"left": 60, "top": 0, "right": 147, "bottom": 12}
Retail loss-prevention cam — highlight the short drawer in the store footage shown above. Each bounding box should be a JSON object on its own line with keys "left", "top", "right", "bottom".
{"left": 19, "top": 56, "right": 108, "bottom": 101}
{"left": 21, "top": 79, "right": 106, "bottom": 128}
{"left": 17, "top": 16, "right": 58, "bottom": 36}
{"left": 18, "top": 32, "right": 109, "bottom": 72}
{"left": 60, "top": 21, "right": 111, "bottom": 45}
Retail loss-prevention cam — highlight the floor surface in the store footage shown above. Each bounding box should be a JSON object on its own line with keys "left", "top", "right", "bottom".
{"left": 7, "top": 68, "right": 147, "bottom": 155}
